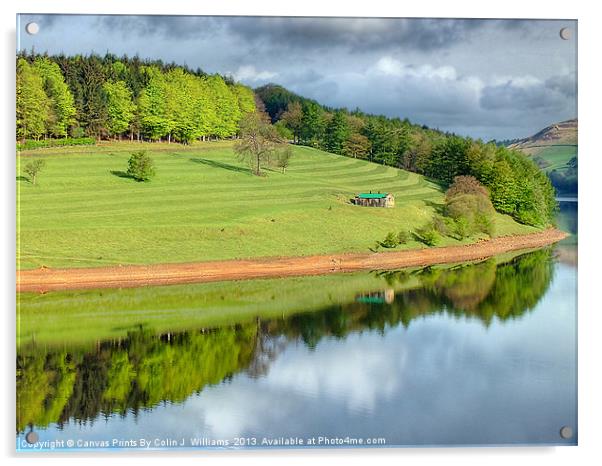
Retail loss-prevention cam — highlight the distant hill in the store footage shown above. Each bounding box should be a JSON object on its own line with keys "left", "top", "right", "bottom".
{"left": 509, "top": 119, "right": 577, "bottom": 195}
{"left": 509, "top": 119, "right": 577, "bottom": 154}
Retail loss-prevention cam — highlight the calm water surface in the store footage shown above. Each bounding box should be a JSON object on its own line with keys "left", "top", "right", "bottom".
{"left": 17, "top": 220, "right": 577, "bottom": 450}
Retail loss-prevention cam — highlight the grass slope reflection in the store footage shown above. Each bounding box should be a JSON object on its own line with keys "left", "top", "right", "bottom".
{"left": 17, "top": 249, "right": 555, "bottom": 434}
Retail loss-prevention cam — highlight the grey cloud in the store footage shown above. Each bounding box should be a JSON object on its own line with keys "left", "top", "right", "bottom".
{"left": 96, "top": 15, "right": 222, "bottom": 40}
{"left": 545, "top": 73, "right": 577, "bottom": 98}
{"left": 221, "top": 17, "right": 485, "bottom": 53}
{"left": 480, "top": 74, "right": 575, "bottom": 112}
{"left": 92, "top": 16, "right": 485, "bottom": 52}
{"left": 295, "top": 69, "right": 324, "bottom": 84}
{"left": 276, "top": 68, "right": 325, "bottom": 87}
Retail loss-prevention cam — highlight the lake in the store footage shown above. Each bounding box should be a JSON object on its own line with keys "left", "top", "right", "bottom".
{"left": 16, "top": 204, "right": 577, "bottom": 450}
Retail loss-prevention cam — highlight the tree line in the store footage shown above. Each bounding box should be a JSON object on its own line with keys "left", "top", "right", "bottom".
{"left": 16, "top": 52, "right": 255, "bottom": 143}
{"left": 257, "top": 84, "right": 557, "bottom": 227}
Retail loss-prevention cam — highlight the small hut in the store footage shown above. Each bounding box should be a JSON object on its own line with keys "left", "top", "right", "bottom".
{"left": 352, "top": 192, "right": 395, "bottom": 208}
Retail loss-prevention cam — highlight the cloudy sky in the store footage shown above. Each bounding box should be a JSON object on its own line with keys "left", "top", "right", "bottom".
{"left": 18, "top": 15, "right": 577, "bottom": 140}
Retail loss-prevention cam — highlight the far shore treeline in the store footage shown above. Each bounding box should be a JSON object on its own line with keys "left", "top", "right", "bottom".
{"left": 16, "top": 52, "right": 555, "bottom": 227}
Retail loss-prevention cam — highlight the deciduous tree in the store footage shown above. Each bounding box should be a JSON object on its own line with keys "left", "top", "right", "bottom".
{"left": 103, "top": 80, "right": 135, "bottom": 138}
{"left": 234, "top": 113, "right": 287, "bottom": 176}
{"left": 24, "top": 159, "right": 46, "bottom": 185}
{"left": 342, "top": 133, "right": 371, "bottom": 159}
{"left": 280, "top": 101, "right": 303, "bottom": 143}
{"left": 16, "top": 59, "right": 50, "bottom": 140}
{"left": 34, "top": 57, "right": 76, "bottom": 138}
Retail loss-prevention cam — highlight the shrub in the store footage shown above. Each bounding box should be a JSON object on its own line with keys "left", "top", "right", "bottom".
{"left": 397, "top": 230, "right": 409, "bottom": 245}
{"left": 380, "top": 231, "right": 399, "bottom": 249}
{"left": 23, "top": 159, "right": 45, "bottom": 185}
{"left": 378, "top": 229, "right": 411, "bottom": 249}
{"left": 453, "top": 216, "right": 470, "bottom": 240}
{"left": 475, "top": 212, "right": 496, "bottom": 236}
{"left": 445, "top": 175, "right": 490, "bottom": 201}
{"left": 17, "top": 137, "right": 95, "bottom": 151}
{"left": 432, "top": 215, "right": 451, "bottom": 236}
{"left": 126, "top": 151, "right": 155, "bottom": 181}
{"left": 414, "top": 225, "right": 440, "bottom": 247}
{"left": 445, "top": 176, "right": 496, "bottom": 238}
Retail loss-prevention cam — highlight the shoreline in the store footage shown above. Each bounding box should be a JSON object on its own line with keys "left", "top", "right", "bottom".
{"left": 17, "top": 229, "right": 568, "bottom": 293}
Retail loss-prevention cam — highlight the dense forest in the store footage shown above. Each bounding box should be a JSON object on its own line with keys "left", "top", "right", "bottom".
{"left": 16, "top": 52, "right": 255, "bottom": 143}
{"left": 16, "top": 52, "right": 555, "bottom": 227}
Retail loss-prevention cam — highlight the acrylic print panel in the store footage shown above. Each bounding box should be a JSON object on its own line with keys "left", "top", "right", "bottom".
{"left": 16, "top": 15, "right": 577, "bottom": 451}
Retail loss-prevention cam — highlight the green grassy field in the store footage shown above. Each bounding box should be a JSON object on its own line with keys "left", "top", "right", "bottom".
{"left": 528, "top": 145, "right": 577, "bottom": 172}
{"left": 17, "top": 141, "right": 537, "bottom": 270}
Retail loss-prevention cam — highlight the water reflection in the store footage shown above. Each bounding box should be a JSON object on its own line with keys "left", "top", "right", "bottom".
{"left": 556, "top": 199, "right": 578, "bottom": 266}
{"left": 17, "top": 248, "right": 567, "bottom": 444}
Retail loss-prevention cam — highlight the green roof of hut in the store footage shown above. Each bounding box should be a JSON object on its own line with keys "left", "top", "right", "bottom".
{"left": 357, "top": 193, "right": 388, "bottom": 199}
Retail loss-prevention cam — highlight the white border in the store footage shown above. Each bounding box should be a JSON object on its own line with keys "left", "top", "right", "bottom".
{"left": 3, "top": 1, "right": 600, "bottom": 465}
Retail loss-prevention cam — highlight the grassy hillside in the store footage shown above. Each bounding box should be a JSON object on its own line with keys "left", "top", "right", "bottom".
{"left": 509, "top": 119, "right": 577, "bottom": 171}
{"left": 510, "top": 119, "right": 577, "bottom": 151}
{"left": 17, "top": 141, "right": 536, "bottom": 270}
{"left": 531, "top": 145, "right": 577, "bottom": 172}
{"left": 508, "top": 119, "right": 577, "bottom": 195}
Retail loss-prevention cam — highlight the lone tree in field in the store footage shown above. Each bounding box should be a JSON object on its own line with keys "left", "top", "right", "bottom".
{"left": 276, "top": 146, "right": 293, "bottom": 173}
{"left": 24, "top": 159, "right": 45, "bottom": 185}
{"left": 234, "top": 112, "right": 288, "bottom": 176}
{"left": 126, "top": 151, "right": 156, "bottom": 181}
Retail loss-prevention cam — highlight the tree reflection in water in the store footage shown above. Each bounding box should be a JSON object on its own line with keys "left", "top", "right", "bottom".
{"left": 17, "top": 248, "right": 554, "bottom": 433}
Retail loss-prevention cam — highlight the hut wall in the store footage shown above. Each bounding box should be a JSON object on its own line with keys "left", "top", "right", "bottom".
{"left": 352, "top": 195, "right": 394, "bottom": 207}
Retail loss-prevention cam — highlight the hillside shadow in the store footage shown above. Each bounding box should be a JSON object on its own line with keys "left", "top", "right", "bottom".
{"left": 190, "top": 157, "right": 251, "bottom": 175}
{"left": 110, "top": 170, "right": 135, "bottom": 180}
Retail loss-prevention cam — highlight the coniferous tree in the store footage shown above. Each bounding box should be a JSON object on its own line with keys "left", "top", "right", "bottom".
{"left": 324, "top": 111, "right": 350, "bottom": 154}
{"left": 80, "top": 56, "right": 109, "bottom": 139}
{"left": 300, "top": 101, "right": 325, "bottom": 147}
